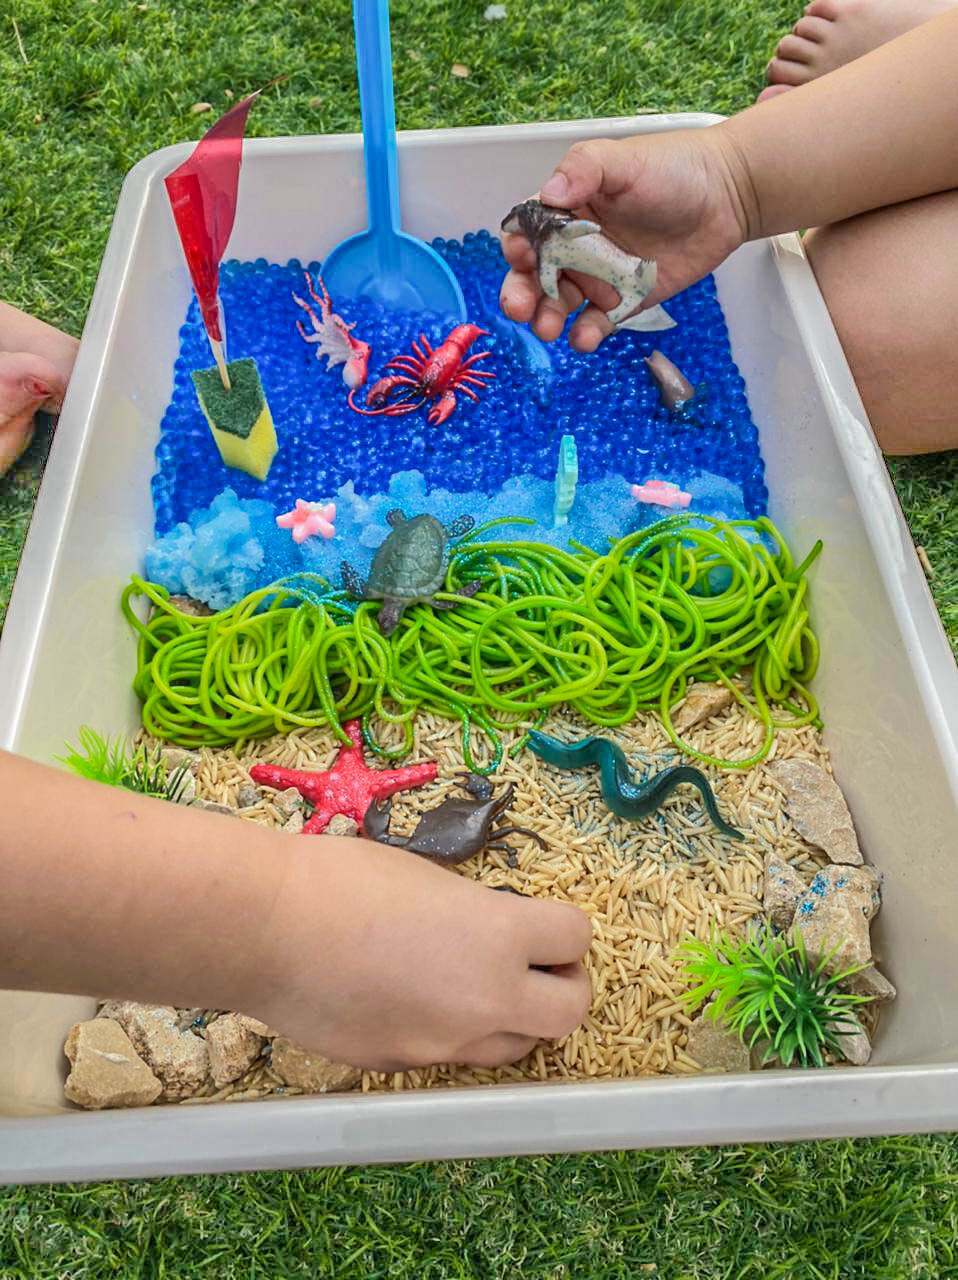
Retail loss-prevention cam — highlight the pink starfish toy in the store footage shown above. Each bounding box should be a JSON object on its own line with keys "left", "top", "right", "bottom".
{"left": 276, "top": 499, "right": 336, "bottom": 543}
{"left": 629, "top": 479, "right": 691, "bottom": 508}
{"left": 249, "top": 720, "right": 437, "bottom": 834}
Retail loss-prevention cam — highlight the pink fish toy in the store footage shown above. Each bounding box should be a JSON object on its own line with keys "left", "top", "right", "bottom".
{"left": 276, "top": 500, "right": 337, "bottom": 543}
{"left": 292, "top": 271, "right": 371, "bottom": 391}
{"left": 630, "top": 479, "right": 691, "bottom": 508}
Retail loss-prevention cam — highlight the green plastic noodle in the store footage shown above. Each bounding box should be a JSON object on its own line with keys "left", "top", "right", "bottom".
{"left": 122, "top": 516, "right": 823, "bottom": 769}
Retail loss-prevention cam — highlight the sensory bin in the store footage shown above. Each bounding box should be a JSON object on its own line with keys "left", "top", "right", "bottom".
{"left": 60, "top": 233, "right": 894, "bottom": 1112}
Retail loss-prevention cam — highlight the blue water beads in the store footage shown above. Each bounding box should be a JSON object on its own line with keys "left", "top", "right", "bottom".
{"left": 151, "top": 232, "right": 769, "bottom": 538}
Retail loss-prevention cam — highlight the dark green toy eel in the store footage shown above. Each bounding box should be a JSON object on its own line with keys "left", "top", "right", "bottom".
{"left": 527, "top": 731, "right": 743, "bottom": 840}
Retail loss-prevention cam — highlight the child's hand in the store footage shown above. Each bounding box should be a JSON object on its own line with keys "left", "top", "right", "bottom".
{"left": 499, "top": 129, "right": 752, "bottom": 352}
{"left": 250, "top": 836, "right": 593, "bottom": 1072}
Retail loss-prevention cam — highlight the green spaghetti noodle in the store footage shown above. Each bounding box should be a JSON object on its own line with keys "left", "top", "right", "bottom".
{"left": 122, "top": 515, "right": 822, "bottom": 771}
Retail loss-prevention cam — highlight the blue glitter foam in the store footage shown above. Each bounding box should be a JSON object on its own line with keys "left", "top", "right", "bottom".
{"left": 151, "top": 233, "right": 769, "bottom": 539}
{"left": 144, "top": 466, "right": 759, "bottom": 612}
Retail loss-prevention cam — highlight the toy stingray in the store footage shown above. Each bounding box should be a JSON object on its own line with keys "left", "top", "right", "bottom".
{"left": 500, "top": 198, "right": 675, "bottom": 331}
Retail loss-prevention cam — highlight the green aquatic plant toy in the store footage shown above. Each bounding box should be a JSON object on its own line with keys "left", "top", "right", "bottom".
{"left": 526, "top": 729, "right": 742, "bottom": 838}
{"left": 59, "top": 727, "right": 190, "bottom": 803}
{"left": 677, "top": 927, "right": 871, "bottom": 1068}
{"left": 123, "top": 514, "right": 822, "bottom": 772}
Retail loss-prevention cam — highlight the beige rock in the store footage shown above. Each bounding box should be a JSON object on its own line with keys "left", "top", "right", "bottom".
{"left": 768, "top": 759, "right": 863, "bottom": 865}
{"left": 282, "top": 809, "right": 305, "bottom": 835}
{"left": 842, "top": 965, "right": 897, "bottom": 1003}
{"left": 793, "top": 865, "right": 882, "bottom": 973}
{"left": 326, "top": 814, "right": 359, "bottom": 838}
{"left": 97, "top": 1000, "right": 210, "bottom": 1100}
{"left": 206, "top": 1014, "right": 265, "bottom": 1087}
{"left": 272, "top": 787, "right": 304, "bottom": 819}
{"left": 270, "top": 1037, "right": 361, "bottom": 1093}
{"left": 236, "top": 1013, "right": 283, "bottom": 1039}
{"left": 673, "top": 682, "right": 735, "bottom": 732}
{"left": 763, "top": 850, "right": 808, "bottom": 931}
{"left": 834, "top": 1013, "right": 872, "bottom": 1066}
{"left": 64, "top": 1018, "right": 162, "bottom": 1109}
{"left": 685, "top": 1016, "right": 750, "bottom": 1074}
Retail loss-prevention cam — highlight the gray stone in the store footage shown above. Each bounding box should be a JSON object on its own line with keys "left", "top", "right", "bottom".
{"left": 673, "top": 682, "right": 735, "bottom": 732}
{"left": 272, "top": 787, "right": 304, "bottom": 819}
{"left": 282, "top": 810, "right": 305, "bottom": 835}
{"left": 190, "top": 798, "right": 237, "bottom": 818}
{"left": 97, "top": 1000, "right": 210, "bottom": 1100}
{"left": 326, "top": 814, "right": 359, "bottom": 838}
{"left": 205, "top": 1014, "right": 265, "bottom": 1087}
{"left": 270, "top": 1038, "right": 361, "bottom": 1093}
{"left": 64, "top": 1018, "right": 163, "bottom": 1109}
{"left": 172, "top": 772, "right": 197, "bottom": 804}
{"left": 685, "top": 1016, "right": 750, "bottom": 1073}
{"left": 160, "top": 747, "right": 201, "bottom": 774}
{"left": 768, "top": 759, "right": 864, "bottom": 865}
{"left": 168, "top": 594, "right": 214, "bottom": 616}
{"left": 842, "top": 965, "right": 897, "bottom": 1003}
{"left": 793, "top": 865, "right": 882, "bottom": 973}
{"left": 834, "top": 1014, "right": 872, "bottom": 1066}
{"left": 237, "top": 784, "right": 260, "bottom": 809}
{"left": 763, "top": 850, "right": 808, "bottom": 931}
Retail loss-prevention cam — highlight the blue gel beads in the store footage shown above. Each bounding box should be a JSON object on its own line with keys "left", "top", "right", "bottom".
{"left": 150, "top": 232, "right": 769, "bottom": 544}
{"left": 145, "top": 467, "right": 756, "bottom": 611}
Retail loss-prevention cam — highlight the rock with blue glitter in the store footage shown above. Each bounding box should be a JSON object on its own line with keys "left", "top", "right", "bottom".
{"left": 792, "top": 864, "right": 882, "bottom": 973}
{"left": 762, "top": 850, "right": 809, "bottom": 931}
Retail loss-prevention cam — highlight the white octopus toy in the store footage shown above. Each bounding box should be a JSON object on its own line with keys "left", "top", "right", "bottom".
{"left": 500, "top": 198, "right": 675, "bottom": 332}
{"left": 292, "top": 271, "right": 371, "bottom": 390}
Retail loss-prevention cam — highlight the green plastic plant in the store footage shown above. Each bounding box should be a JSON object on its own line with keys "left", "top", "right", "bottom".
{"left": 59, "top": 727, "right": 189, "bottom": 804}
{"left": 677, "top": 927, "right": 872, "bottom": 1068}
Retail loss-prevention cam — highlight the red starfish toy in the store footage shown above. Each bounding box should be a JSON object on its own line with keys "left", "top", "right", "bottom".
{"left": 249, "top": 720, "right": 437, "bottom": 835}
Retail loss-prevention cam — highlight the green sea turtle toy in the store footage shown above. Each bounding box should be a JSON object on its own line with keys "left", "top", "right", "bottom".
{"left": 341, "top": 509, "right": 481, "bottom": 636}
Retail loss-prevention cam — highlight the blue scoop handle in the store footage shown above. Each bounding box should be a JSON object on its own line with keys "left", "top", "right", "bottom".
{"left": 353, "top": 0, "right": 401, "bottom": 274}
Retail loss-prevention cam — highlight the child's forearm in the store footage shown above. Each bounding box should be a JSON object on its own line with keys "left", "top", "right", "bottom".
{"left": 718, "top": 9, "right": 958, "bottom": 241}
{"left": 0, "top": 751, "right": 287, "bottom": 1013}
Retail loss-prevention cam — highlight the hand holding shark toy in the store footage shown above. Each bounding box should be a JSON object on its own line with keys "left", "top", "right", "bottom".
{"left": 498, "top": 132, "right": 750, "bottom": 352}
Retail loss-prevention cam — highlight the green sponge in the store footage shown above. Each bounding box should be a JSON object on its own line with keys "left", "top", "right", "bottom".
{"left": 191, "top": 358, "right": 277, "bottom": 482}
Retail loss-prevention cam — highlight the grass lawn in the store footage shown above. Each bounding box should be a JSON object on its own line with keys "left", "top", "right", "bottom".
{"left": 1, "top": 0, "right": 956, "bottom": 1275}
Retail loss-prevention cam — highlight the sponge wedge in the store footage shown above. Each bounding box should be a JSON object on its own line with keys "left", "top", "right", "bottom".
{"left": 191, "top": 358, "right": 277, "bottom": 481}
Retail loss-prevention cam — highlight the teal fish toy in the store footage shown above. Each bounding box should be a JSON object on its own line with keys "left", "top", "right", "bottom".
{"left": 553, "top": 434, "right": 578, "bottom": 527}
{"left": 527, "top": 730, "right": 743, "bottom": 839}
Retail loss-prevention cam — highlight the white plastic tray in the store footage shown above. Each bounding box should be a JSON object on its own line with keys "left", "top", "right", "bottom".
{"left": 1, "top": 114, "right": 956, "bottom": 1183}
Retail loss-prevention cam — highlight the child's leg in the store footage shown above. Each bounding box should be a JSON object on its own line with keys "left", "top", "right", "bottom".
{"left": 760, "top": 0, "right": 958, "bottom": 101}
{"left": 0, "top": 302, "right": 78, "bottom": 475}
{"left": 805, "top": 188, "right": 958, "bottom": 454}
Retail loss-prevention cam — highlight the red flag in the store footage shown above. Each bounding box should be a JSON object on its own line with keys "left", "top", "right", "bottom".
{"left": 164, "top": 92, "right": 260, "bottom": 343}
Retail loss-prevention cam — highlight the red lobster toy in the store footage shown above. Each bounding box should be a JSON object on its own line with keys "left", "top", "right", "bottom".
{"left": 348, "top": 323, "right": 494, "bottom": 425}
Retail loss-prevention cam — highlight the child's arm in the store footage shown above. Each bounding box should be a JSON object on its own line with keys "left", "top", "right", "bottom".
{"left": 0, "top": 751, "right": 591, "bottom": 1071}
{"left": 501, "top": 8, "right": 958, "bottom": 350}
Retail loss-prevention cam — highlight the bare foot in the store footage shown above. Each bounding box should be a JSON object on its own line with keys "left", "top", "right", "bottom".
{"left": 758, "top": 0, "right": 958, "bottom": 101}
{"left": 0, "top": 352, "right": 68, "bottom": 477}
{"left": 0, "top": 302, "right": 78, "bottom": 477}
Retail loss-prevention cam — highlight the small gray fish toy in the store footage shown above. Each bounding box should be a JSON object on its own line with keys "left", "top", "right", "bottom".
{"left": 501, "top": 198, "right": 675, "bottom": 331}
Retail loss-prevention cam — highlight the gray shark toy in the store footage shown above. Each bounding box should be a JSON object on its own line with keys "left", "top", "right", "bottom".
{"left": 500, "top": 198, "right": 675, "bottom": 332}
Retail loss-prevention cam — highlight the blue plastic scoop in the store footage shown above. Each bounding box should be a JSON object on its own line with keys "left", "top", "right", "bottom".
{"left": 322, "top": 0, "right": 466, "bottom": 320}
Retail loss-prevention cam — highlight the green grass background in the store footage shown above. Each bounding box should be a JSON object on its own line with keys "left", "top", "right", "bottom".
{"left": 1, "top": 0, "right": 956, "bottom": 1274}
